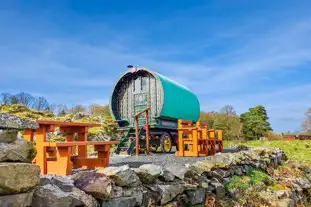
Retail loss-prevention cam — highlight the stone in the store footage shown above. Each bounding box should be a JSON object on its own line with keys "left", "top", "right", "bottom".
{"left": 32, "top": 184, "right": 84, "bottom": 207}
{"left": 122, "top": 187, "right": 145, "bottom": 206}
{"left": 0, "top": 129, "right": 18, "bottom": 143}
{"left": 0, "top": 190, "right": 34, "bottom": 207}
{"left": 98, "top": 165, "right": 141, "bottom": 187}
{"left": 39, "top": 175, "right": 75, "bottom": 192}
{"left": 210, "top": 171, "right": 224, "bottom": 182}
{"left": 214, "top": 169, "right": 231, "bottom": 178}
{"left": 191, "top": 160, "right": 214, "bottom": 174}
{"left": 157, "top": 184, "right": 185, "bottom": 205}
{"left": 101, "top": 197, "right": 136, "bottom": 207}
{"left": 159, "top": 170, "right": 175, "bottom": 182}
{"left": 234, "top": 167, "right": 243, "bottom": 176}
{"left": 275, "top": 190, "right": 292, "bottom": 199}
{"left": 165, "top": 163, "right": 192, "bottom": 180}
{"left": 39, "top": 174, "right": 54, "bottom": 186}
{"left": 134, "top": 164, "right": 162, "bottom": 184}
{"left": 235, "top": 145, "right": 249, "bottom": 151}
{"left": 0, "top": 113, "right": 39, "bottom": 130}
{"left": 70, "top": 187, "right": 99, "bottom": 207}
{"left": 212, "top": 153, "right": 235, "bottom": 169}
{"left": 296, "top": 177, "right": 311, "bottom": 189}
{"left": 0, "top": 163, "right": 40, "bottom": 195}
{"left": 186, "top": 188, "right": 206, "bottom": 205}
{"left": 52, "top": 176, "right": 75, "bottom": 192}
{"left": 141, "top": 190, "right": 161, "bottom": 206}
{"left": 211, "top": 182, "right": 225, "bottom": 199}
{"left": 0, "top": 138, "right": 36, "bottom": 163}
{"left": 73, "top": 172, "right": 114, "bottom": 200}
{"left": 275, "top": 198, "right": 295, "bottom": 207}
{"left": 111, "top": 186, "right": 123, "bottom": 198}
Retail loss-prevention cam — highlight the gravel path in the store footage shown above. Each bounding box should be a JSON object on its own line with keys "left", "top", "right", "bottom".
{"left": 109, "top": 147, "right": 237, "bottom": 168}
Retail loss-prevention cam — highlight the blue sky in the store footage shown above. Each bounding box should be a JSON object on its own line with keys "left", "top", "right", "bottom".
{"left": 0, "top": 0, "right": 310, "bottom": 132}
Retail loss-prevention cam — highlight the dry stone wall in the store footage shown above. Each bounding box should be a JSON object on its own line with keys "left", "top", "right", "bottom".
{"left": 0, "top": 113, "right": 40, "bottom": 207}
{"left": 32, "top": 146, "right": 309, "bottom": 207}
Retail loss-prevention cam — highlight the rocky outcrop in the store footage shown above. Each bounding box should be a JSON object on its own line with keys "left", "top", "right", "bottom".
{"left": 0, "top": 113, "right": 39, "bottom": 130}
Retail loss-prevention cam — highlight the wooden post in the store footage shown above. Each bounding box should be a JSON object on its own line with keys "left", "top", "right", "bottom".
{"left": 135, "top": 117, "right": 139, "bottom": 159}
{"left": 145, "top": 109, "right": 149, "bottom": 154}
{"left": 36, "top": 126, "right": 47, "bottom": 174}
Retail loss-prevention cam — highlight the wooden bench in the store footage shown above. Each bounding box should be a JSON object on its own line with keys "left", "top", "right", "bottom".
{"left": 23, "top": 120, "right": 120, "bottom": 175}
{"left": 43, "top": 141, "right": 119, "bottom": 175}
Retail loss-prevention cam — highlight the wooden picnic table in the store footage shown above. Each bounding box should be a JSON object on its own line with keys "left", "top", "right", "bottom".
{"left": 23, "top": 120, "right": 119, "bottom": 175}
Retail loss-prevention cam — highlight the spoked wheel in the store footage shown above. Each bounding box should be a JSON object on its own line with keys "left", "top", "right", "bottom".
{"left": 160, "top": 132, "right": 172, "bottom": 153}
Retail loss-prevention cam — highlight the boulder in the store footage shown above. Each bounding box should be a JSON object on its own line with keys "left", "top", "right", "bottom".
{"left": 233, "top": 167, "right": 243, "bottom": 176}
{"left": 165, "top": 163, "right": 193, "bottom": 180}
{"left": 98, "top": 165, "right": 141, "bottom": 187}
{"left": 213, "top": 169, "right": 231, "bottom": 178}
{"left": 210, "top": 181, "right": 225, "bottom": 199}
{"left": 0, "top": 163, "right": 40, "bottom": 195}
{"left": 122, "top": 187, "right": 145, "bottom": 206}
{"left": 186, "top": 188, "right": 206, "bottom": 205}
{"left": 211, "top": 153, "right": 235, "bottom": 169}
{"left": 157, "top": 184, "right": 184, "bottom": 205}
{"left": 134, "top": 164, "right": 162, "bottom": 184}
{"left": 0, "top": 138, "right": 36, "bottom": 163}
{"left": 0, "top": 129, "right": 18, "bottom": 143}
{"left": 70, "top": 187, "right": 99, "bottom": 207}
{"left": 101, "top": 197, "right": 136, "bottom": 207}
{"left": 191, "top": 160, "right": 215, "bottom": 174}
{"left": 52, "top": 176, "right": 74, "bottom": 192}
{"left": 0, "top": 190, "right": 34, "bottom": 207}
{"left": 159, "top": 170, "right": 175, "bottom": 182}
{"left": 32, "top": 184, "right": 84, "bottom": 207}
{"left": 73, "top": 172, "right": 114, "bottom": 200}
{"left": 0, "top": 113, "right": 39, "bottom": 130}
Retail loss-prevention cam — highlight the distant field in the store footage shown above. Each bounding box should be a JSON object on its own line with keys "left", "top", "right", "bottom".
{"left": 225, "top": 140, "right": 311, "bottom": 165}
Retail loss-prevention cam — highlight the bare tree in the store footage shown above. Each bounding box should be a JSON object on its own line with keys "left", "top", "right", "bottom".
{"left": 32, "top": 96, "right": 50, "bottom": 111}
{"left": 14, "top": 92, "right": 35, "bottom": 107}
{"left": 0, "top": 93, "right": 12, "bottom": 105}
{"left": 220, "top": 105, "right": 237, "bottom": 117}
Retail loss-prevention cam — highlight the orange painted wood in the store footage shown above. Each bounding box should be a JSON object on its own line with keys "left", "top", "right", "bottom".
{"left": 46, "top": 146, "right": 72, "bottom": 175}
{"left": 176, "top": 119, "right": 221, "bottom": 157}
{"left": 23, "top": 129, "right": 34, "bottom": 142}
{"left": 72, "top": 157, "right": 109, "bottom": 169}
{"left": 36, "top": 120, "right": 101, "bottom": 127}
{"left": 77, "top": 132, "right": 87, "bottom": 158}
{"left": 24, "top": 120, "right": 116, "bottom": 175}
{"left": 44, "top": 141, "right": 120, "bottom": 147}
{"left": 60, "top": 127, "right": 87, "bottom": 134}
{"left": 35, "top": 126, "right": 48, "bottom": 174}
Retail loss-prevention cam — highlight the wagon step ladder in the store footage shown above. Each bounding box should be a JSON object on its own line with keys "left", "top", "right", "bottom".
{"left": 114, "top": 127, "right": 144, "bottom": 155}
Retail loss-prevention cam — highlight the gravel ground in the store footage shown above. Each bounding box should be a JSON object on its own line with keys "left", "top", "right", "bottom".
{"left": 109, "top": 147, "right": 237, "bottom": 168}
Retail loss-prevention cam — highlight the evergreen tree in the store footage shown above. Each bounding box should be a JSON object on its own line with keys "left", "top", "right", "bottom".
{"left": 240, "top": 105, "right": 272, "bottom": 140}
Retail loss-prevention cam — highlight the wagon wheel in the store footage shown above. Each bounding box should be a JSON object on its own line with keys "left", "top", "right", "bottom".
{"left": 160, "top": 133, "right": 172, "bottom": 153}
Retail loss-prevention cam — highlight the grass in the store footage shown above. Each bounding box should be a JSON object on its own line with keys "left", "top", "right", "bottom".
{"left": 225, "top": 168, "right": 272, "bottom": 192}
{"left": 225, "top": 140, "right": 311, "bottom": 165}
